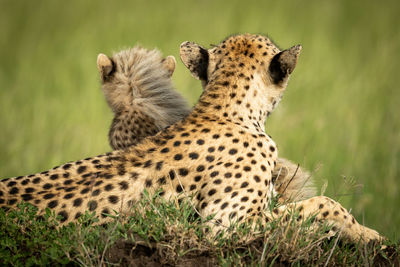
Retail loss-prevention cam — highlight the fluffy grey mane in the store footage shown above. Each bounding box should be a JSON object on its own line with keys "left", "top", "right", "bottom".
{"left": 101, "top": 46, "right": 190, "bottom": 129}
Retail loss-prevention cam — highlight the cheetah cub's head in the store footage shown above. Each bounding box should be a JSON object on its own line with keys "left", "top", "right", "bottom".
{"left": 180, "top": 34, "right": 301, "bottom": 115}
{"left": 96, "top": 47, "right": 176, "bottom": 113}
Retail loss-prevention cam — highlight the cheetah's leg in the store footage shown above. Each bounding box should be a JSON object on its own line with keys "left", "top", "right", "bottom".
{"left": 265, "top": 196, "right": 383, "bottom": 243}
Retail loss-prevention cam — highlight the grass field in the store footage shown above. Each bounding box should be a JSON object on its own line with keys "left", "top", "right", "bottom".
{"left": 1, "top": 0, "right": 399, "bottom": 245}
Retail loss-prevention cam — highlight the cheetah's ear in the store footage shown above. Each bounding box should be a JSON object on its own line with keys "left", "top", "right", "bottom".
{"left": 97, "top": 53, "right": 115, "bottom": 82}
{"left": 161, "top": 55, "right": 176, "bottom": 77}
{"left": 269, "top": 45, "right": 302, "bottom": 84}
{"left": 179, "top": 41, "right": 209, "bottom": 82}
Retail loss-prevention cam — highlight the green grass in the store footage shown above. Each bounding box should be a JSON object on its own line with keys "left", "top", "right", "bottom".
{"left": 1, "top": 197, "right": 398, "bottom": 266}
{"left": 0, "top": 0, "right": 399, "bottom": 246}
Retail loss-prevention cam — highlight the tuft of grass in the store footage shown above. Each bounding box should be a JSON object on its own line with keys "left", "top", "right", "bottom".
{"left": 1, "top": 195, "right": 398, "bottom": 266}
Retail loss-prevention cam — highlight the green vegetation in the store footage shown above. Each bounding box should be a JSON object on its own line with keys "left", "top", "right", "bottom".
{"left": 1, "top": 0, "right": 399, "bottom": 264}
{"left": 1, "top": 197, "right": 398, "bottom": 266}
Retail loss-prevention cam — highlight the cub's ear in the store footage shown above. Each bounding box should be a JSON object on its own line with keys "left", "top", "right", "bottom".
{"left": 161, "top": 55, "right": 176, "bottom": 77}
{"left": 179, "top": 41, "right": 209, "bottom": 81}
{"left": 97, "top": 53, "right": 115, "bottom": 81}
{"left": 269, "top": 44, "right": 302, "bottom": 84}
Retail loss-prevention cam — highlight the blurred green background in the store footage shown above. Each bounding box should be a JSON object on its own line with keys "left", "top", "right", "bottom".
{"left": 1, "top": 0, "right": 399, "bottom": 239}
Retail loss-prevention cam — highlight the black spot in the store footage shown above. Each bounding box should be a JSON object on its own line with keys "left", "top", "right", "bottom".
{"left": 105, "top": 184, "right": 114, "bottom": 191}
{"left": 160, "top": 147, "right": 170, "bottom": 153}
{"left": 243, "top": 166, "right": 251, "bottom": 172}
{"left": 44, "top": 193, "right": 55, "bottom": 199}
{"left": 261, "top": 165, "right": 267, "bottom": 172}
{"left": 189, "top": 152, "right": 199, "bottom": 160}
{"left": 210, "top": 171, "right": 219, "bottom": 178}
{"left": 77, "top": 166, "right": 87, "bottom": 174}
{"left": 94, "top": 180, "right": 103, "bottom": 187}
{"left": 194, "top": 175, "right": 202, "bottom": 182}
{"left": 108, "top": 195, "right": 119, "bottom": 204}
{"left": 21, "top": 179, "right": 30, "bottom": 185}
{"left": 49, "top": 174, "right": 59, "bottom": 180}
{"left": 176, "top": 185, "right": 184, "bottom": 193}
{"left": 322, "top": 211, "right": 329, "bottom": 217}
{"left": 143, "top": 160, "right": 152, "bottom": 168}
{"left": 189, "top": 184, "right": 196, "bottom": 191}
{"left": 64, "top": 193, "right": 74, "bottom": 199}
{"left": 80, "top": 188, "right": 89, "bottom": 194}
{"left": 31, "top": 177, "right": 41, "bottom": 184}
{"left": 213, "top": 179, "right": 222, "bottom": 184}
{"left": 63, "top": 163, "right": 72, "bottom": 170}
{"left": 47, "top": 200, "right": 58, "bottom": 208}
{"left": 9, "top": 187, "right": 19, "bottom": 195}
{"left": 75, "top": 212, "right": 82, "bottom": 220}
{"left": 7, "top": 181, "right": 17, "bottom": 187}
{"left": 88, "top": 200, "right": 98, "bottom": 211}
{"left": 131, "top": 172, "right": 139, "bottom": 180}
{"left": 43, "top": 183, "right": 53, "bottom": 189}
{"left": 158, "top": 176, "right": 167, "bottom": 185}
{"left": 92, "top": 189, "right": 100, "bottom": 196}
{"left": 57, "top": 211, "right": 68, "bottom": 222}
{"left": 8, "top": 198, "right": 17, "bottom": 205}
{"left": 119, "top": 181, "right": 129, "bottom": 190}
{"left": 241, "top": 196, "right": 249, "bottom": 202}
{"left": 155, "top": 161, "right": 164, "bottom": 171}
{"left": 73, "top": 198, "right": 83, "bottom": 207}
{"left": 229, "top": 149, "right": 238, "bottom": 155}
{"left": 334, "top": 211, "right": 339, "bottom": 216}
{"left": 63, "top": 179, "right": 73, "bottom": 185}
{"left": 253, "top": 175, "right": 261, "bottom": 183}
{"left": 169, "top": 170, "right": 175, "bottom": 180}
{"left": 224, "top": 186, "right": 232, "bottom": 193}
{"left": 224, "top": 172, "right": 232, "bottom": 178}
{"left": 208, "top": 189, "right": 217, "bottom": 196}
{"left": 178, "top": 168, "right": 189, "bottom": 176}
{"left": 145, "top": 179, "right": 152, "bottom": 187}
{"left": 235, "top": 173, "right": 242, "bottom": 179}
{"left": 174, "top": 154, "right": 183, "bottom": 161}
{"left": 269, "top": 146, "right": 275, "bottom": 152}
{"left": 101, "top": 209, "right": 110, "bottom": 218}
{"left": 221, "top": 202, "right": 228, "bottom": 209}
{"left": 205, "top": 155, "right": 215, "bottom": 162}
{"left": 196, "top": 139, "right": 205, "bottom": 145}
{"left": 196, "top": 165, "right": 205, "bottom": 172}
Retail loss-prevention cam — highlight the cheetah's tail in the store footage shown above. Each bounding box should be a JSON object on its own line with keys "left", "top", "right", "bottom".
{"left": 273, "top": 158, "right": 317, "bottom": 203}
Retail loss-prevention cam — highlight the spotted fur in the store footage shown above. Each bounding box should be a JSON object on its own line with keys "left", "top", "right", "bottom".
{"left": 101, "top": 46, "right": 316, "bottom": 203}
{"left": 0, "top": 34, "right": 381, "bottom": 243}
{"left": 97, "top": 46, "right": 191, "bottom": 150}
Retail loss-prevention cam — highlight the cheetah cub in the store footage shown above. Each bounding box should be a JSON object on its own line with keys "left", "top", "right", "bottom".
{"left": 97, "top": 46, "right": 316, "bottom": 203}
{"left": 97, "top": 46, "right": 191, "bottom": 150}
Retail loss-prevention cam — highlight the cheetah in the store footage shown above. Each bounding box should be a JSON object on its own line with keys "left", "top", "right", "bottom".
{"left": 0, "top": 34, "right": 382, "bottom": 243}
{"left": 97, "top": 46, "right": 190, "bottom": 150}
{"left": 98, "top": 46, "right": 316, "bottom": 203}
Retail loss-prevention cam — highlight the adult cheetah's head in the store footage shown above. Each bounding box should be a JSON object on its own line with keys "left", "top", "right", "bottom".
{"left": 180, "top": 34, "right": 301, "bottom": 113}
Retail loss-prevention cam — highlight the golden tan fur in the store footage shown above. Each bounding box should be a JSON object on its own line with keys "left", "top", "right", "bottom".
{"left": 0, "top": 34, "right": 381, "bottom": 243}
{"left": 100, "top": 46, "right": 317, "bottom": 203}
{"left": 98, "top": 47, "right": 190, "bottom": 149}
